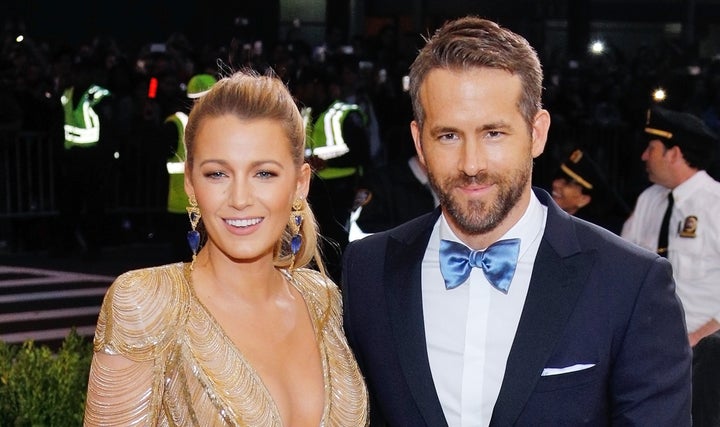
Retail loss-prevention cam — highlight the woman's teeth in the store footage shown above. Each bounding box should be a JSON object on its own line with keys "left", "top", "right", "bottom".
{"left": 226, "top": 218, "right": 262, "bottom": 227}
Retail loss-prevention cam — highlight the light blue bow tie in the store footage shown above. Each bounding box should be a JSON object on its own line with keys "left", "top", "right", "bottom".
{"left": 439, "top": 238, "right": 521, "bottom": 293}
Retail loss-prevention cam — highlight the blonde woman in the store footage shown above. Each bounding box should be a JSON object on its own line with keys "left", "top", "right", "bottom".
{"left": 84, "top": 69, "right": 368, "bottom": 426}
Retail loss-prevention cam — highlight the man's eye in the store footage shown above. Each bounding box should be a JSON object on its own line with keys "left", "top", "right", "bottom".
{"left": 438, "top": 133, "right": 458, "bottom": 141}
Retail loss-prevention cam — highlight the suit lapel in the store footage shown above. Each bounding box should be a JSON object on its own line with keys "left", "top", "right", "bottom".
{"left": 491, "top": 189, "right": 594, "bottom": 426}
{"left": 385, "top": 210, "right": 449, "bottom": 427}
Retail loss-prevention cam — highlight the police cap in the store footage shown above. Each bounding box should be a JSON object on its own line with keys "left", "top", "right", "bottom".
{"left": 645, "top": 105, "right": 718, "bottom": 153}
{"left": 558, "top": 149, "right": 602, "bottom": 192}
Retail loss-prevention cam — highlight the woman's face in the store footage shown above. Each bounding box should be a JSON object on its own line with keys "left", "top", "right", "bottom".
{"left": 185, "top": 114, "right": 310, "bottom": 264}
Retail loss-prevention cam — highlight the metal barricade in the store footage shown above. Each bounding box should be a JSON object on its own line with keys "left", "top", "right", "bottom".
{"left": 0, "top": 131, "right": 57, "bottom": 218}
{"left": 106, "top": 142, "right": 167, "bottom": 214}
{"left": 1, "top": 130, "right": 169, "bottom": 218}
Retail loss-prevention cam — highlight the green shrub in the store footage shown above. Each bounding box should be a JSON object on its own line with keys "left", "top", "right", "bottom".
{"left": 0, "top": 329, "right": 93, "bottom": 426}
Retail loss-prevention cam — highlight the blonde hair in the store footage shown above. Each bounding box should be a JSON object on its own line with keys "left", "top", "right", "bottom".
{"left": 184, "top": 68, "right": 325, "bottom": 273}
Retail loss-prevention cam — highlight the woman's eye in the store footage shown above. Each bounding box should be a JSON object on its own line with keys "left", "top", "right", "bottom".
{"left": 205, "top": 171, "right": 227, "bottom": 179}
{"left": 256, "top": 170, "right": 277, "bottom": 179}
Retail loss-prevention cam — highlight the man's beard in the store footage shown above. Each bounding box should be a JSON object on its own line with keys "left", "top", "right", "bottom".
{"left": 427, "top": 162, "right": 531, "bottom": 235}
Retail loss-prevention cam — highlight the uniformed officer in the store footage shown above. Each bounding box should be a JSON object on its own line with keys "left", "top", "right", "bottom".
{"left": 163, "top": 73, "right": 216, "bottom": 260}
{"left": 56, "top": 57, "right": 113, "bottom": 258}
{"left": 622, "top": 105, "right": 720, "bottom": 427}
{"left": 551, "top": 147, "right": 628, "bottom": 234}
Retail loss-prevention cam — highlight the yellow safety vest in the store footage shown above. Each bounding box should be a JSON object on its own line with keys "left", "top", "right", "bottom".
{"left": 61, "top": 85, "right": 110, "bottom": 149}
{"left": 165, "top": 112, "right": 189, "bottom": 214}
{"left": 306, "top": 101, "right": 366, "bottom": 180}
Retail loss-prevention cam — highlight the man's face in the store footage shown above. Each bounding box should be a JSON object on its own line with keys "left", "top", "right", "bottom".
{"left": 551, "top": 176, "right": 591, "bottom": 215}
{"left": 641, "top": 139, "right": 672, "bottom": 186}
{"left": 410, "top": 67, "right": 548, "bottom": 247}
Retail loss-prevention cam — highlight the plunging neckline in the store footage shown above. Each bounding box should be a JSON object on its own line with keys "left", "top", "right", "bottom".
{"left": 182, "top": 263, "right": 330, "bottom": 426}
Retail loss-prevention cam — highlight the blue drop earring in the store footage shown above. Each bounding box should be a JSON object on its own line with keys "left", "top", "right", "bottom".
{"left": 289, "top": 198, "right": 304, "bottom": 268}
{"left": 186, "top": 195, "right": 201, "bottom": 269}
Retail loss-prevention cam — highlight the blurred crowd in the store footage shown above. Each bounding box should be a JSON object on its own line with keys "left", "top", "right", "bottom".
{"left": 2, "top": 16, "right": 720, "bottom": 253}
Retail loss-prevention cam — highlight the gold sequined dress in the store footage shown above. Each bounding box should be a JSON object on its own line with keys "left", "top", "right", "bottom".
{"left": 84, "top": 263, "right": 368, "bottom": 426}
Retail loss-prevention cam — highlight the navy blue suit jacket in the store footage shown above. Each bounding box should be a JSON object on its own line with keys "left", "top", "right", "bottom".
{"left": 341, "top": 188, "right": 691, "bottom": 426}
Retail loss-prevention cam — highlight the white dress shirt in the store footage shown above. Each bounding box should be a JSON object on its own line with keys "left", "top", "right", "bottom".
{"left": 422, "top": 192, "right": 547, "bottom": 427}
{"left": 622, "top": 170, "right": 720, "bottom": 332}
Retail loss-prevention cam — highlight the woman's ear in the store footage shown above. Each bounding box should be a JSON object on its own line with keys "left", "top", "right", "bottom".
{"left": 297, "top": 162, "right": 312, "bottom": 199}
{"left": 184, "top": 171, "right": 195, "bottom": 201}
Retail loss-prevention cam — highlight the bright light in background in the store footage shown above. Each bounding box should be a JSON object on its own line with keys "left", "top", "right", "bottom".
{"left": 589, "top": 40, "right": 605, "bottom": 55}
{"left": 652, "top": 88, "right": 667, "bottom": 102}
{"left": 16, "top": 35, "right": 24, "bottom": 43}
{"left": 687, "top": 65, "right": 701, "bottom": 76}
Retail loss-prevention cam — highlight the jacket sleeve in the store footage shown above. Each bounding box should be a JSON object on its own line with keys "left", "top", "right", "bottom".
{"left": 610, "top": 256, "right": 692, "bottom": 425}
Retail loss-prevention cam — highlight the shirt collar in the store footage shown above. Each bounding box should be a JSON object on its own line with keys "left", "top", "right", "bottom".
{"left": 671, "top": 170, "right": 709, "bottom": 204}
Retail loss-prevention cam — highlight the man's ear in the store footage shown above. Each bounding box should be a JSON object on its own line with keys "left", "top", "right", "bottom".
{"left": 577, "top": 194, "right": 592, "bottom": 209}
{"left": 668, "top": 145, "right": 685, "bottom": 164}
{"left": 531, "top": 109, "right": 551, "bottom": 158}
{"left": 410, "top": 120, "right": 426, "bottom": 166}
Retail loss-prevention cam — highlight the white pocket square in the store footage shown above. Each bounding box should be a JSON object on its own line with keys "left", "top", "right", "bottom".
{"left": 541, "top": 363, "right": 596, "bottom": 376}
